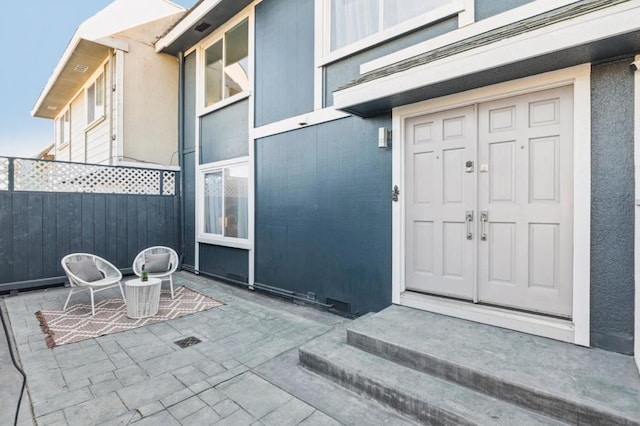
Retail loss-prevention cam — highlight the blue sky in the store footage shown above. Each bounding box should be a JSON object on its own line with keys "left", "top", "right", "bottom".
{"left": 0, "top": 0, "right": 195, "bottom": 158}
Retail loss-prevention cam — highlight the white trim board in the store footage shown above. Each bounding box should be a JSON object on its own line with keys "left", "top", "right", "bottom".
{"left": 392, "top": 64, "right": 591, "bottom": 346}
{"left": 335, "top": 1, "right": 638, "bottom": 111}
{"left": 633, "top": 54, "right": 640, "bottom": 372}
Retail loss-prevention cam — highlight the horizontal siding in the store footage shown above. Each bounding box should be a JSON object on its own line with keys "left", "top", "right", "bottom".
{"left": 70, "top": 95, "right": 85, "bottom": 162}
{"left": 86, "top": 120, "right": 110, "bottom": 164}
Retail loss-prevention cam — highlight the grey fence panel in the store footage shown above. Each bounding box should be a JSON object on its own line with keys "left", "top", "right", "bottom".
{"left": 0, "top": 157, "right": 181, "bottom": 292}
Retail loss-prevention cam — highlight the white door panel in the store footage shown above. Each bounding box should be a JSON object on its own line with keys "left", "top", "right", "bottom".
{"left": 405, "top": 106, "right": 476, "bottom": 300}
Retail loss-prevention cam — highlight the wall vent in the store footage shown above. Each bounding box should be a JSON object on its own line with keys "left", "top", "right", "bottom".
{"left": 73, "top": 64, "right": 89, "bottom": 73}
{"left": 326, "top": 297, "right": 350, "bottom": 313}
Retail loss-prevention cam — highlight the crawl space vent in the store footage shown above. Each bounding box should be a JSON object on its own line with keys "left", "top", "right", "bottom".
{"left": 174, "top": 336, "right": 202, "bottom": 348}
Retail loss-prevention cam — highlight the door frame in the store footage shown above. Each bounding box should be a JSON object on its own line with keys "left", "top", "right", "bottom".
{"left": 391, "top": 64, "right": 591, "bottom": 346}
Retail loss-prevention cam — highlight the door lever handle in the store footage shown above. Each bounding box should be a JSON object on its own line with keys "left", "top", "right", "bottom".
{"left": 465, "top": 211, "right": 473, "bottom": 240}
{"left": 480, "top": 211, "right": 488, "bottom": 241}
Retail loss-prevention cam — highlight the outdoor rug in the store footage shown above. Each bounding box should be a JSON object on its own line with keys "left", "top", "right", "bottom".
{"left": 35, "top": 286, "right": 223, "bottom": 348}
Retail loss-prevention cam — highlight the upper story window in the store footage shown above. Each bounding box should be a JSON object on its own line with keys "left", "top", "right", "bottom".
{"left": 321, "top": 0, "right": 465, "bottom": 62}
{"left": 56, "top": 109, "right": 70, "bottom": 146}
{"left": 86, "top": 72, "right": 105, "bottom": 125}
{"left": 203, "top": 18, "right": 249, "bottom": 108}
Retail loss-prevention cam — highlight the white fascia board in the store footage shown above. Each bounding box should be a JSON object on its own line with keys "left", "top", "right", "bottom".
{"left": 361, "top": 0, "right": 582, "bottom": 75}
{"left": 155, "top": 0, "right": 223, "bottom": 52}
{"left": 31, "top": 36, "right": 129, "bottom": 117}
{"left": 335, "top": 1, "right": 640, "bottom": 111}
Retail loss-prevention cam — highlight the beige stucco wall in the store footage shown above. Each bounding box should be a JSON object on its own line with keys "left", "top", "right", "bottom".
{"left": 117, "top": 15, "right": 181, "bottom": 167}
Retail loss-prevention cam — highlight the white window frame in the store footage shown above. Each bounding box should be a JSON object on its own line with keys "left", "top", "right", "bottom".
{"left": 86, "top": 68, "right": 105, "bottom": 127}
{"left": 197, "top": 13, "right": 252, "bottom": 117}
{"left": 196, "top": 156, "right": 252, "bottom": 250}
{"left": 56, "top": 108, "right": 71, "bottom": 148}
{"left": 315, "top": 0, "right": 467, "bottom": 67}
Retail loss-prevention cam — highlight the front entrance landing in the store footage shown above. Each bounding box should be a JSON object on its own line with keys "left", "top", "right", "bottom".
{"left": 292, "top": 305, "right": 640, "bottom": 425}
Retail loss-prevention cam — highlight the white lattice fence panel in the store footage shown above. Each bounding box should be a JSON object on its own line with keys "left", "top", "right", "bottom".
{"left": 162, "top": 171, "right": 176, "bottom": 196}
{"left": 0, "top": 158, "right": 8, "bottom": 191}
{"left": 12, "top": 159, "right": 171, "bottom": 195}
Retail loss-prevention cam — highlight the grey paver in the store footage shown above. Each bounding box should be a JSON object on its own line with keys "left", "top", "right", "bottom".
{"left": 198, "top": 387, "right": 226, "bottom": 407}
{"left": 63, "top": 392, "right": 128, "bottom": 426}
{"left": 35, "top": 410, "right": 67, "bottom": 426}
{"left": 54, "top": 344, "right": 108, "bottom": 369}
{"left": 131, "top": 410, "right": 180, "bottom": 426}
{"left": 136, "top": 401, "right": 164, "bottom": 418}
{"left": 207, "top": 364, "right": 249, "bottom": 387}
{"left": 172, "top": 364, "right": 208, "bottom": 386}
{"left": 160, "top": 387, "right": 194, "bottom": 408}
{"left": 32, "top": 388, "right": 93, "bottom": 417}
{"left": 259, "top": 398, "right": 315, "bottom": 426}
{"left": 218, "top": 372, "right": 292, "bottom": 419}
{"left": 212, "top": 399, "right": 241, "bottom": 418}
{"left": 90, "top": 371, "right": 116, "bottom": 384}
{"left": 117, "top": 373, "right": 185, "bottom": 410}
{"left": 113, "top": 364, "right": 149, "bottom": 386}
{"left": 138, "top": 347, "right": 206, "bottom": 376}
{"left": 179, "top": 406, "right": 221, "bottom": 425}
{"left": 61, "top": 358, "right": 116, "bottom": 383}
{"left": 214, "top": 408, "right": 256, "bottom": 426}
{"left": 89, "top": 378, "right": 122, "bottom": 397}
{"left": 298, "top": 411, "right": 342, "bottom": 426}
{"left": 167, "top": 395, "right": 207, "bottom": 420}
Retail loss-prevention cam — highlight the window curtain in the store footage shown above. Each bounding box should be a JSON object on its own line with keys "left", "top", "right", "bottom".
{"left": 383, "top": 0, "right": 451, "bottom": 29}
{"left": 331, "top": 0, "right": 379, "bottom": 50}
{"left": 204, "top": 172, "right": 223, "bottom": 235}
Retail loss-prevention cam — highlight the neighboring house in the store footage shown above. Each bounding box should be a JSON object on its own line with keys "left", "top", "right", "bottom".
{"left": 156, "top": 0, "right": 640, "bottom": 366}
{"left": 31, "top": 0, "right": 185, "bottom": 167}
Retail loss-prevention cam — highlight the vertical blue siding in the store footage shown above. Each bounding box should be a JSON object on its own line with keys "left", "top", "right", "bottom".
{"left": 474, "top": 0, "right": 534, "bottom": 22}
{"left": 200, "top": 99, "right": 249, "bottom": 164}
{"left": 184, "top": 53, "right": 197, "bottom": 152}
{"left": 590, "top": 58, "right": 635, "bottom": 355}
{"left": 324, "top": 18, "right": 458, "bottom": 107}
{"left": 182, "top": 52, "right": 197, "bottom": 268}
{"left": 255, "top": 115, "right": 392, "bottom": 315}
{"left": 254, "top": 0, "right": 315, "bottom": 126}
{"left": 183, "top": 152, "right": 196, "bottom": 268}
{"left": 198, "top": 244, "right": 249, "bottom": 282}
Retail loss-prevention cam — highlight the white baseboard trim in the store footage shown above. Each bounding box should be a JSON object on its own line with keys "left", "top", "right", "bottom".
{"left": 400, "top": 291, "right": 576, "bottom": 344}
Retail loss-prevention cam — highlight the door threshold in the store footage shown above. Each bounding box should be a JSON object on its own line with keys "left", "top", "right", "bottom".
{"left": 400, "top": 291, "right": 577, "bottom": 344}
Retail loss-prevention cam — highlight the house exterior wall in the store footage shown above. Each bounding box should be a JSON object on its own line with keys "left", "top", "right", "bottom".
{"left": 254, "top": 0, "right": 315, "bottom": 126}
{"left": 474, "top": 0, "right": 534, "bottom": 21}
{"left": 591, "top": 58, "right": 635, "bottom": 355}
{"left": 182, "top": 52, "right": 197, "bottom": 269}
{"left": 122, "top": 39, "right": 179, "bottom": 166}
{"left": 200, "top": 100, "right": 249, "bottom": 164}
{"left": 86, "top": 61, "right": 112, "bottom": 165}
{"left": 69, "top": 94, "right": 86, "bottom": 162}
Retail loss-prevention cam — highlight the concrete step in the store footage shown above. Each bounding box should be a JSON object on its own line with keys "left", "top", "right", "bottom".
{"left": 299, "top": 328, "right": 565, "bottom": 426}
{"left": 346, "top": 305, "right": 640, "bottom": 425}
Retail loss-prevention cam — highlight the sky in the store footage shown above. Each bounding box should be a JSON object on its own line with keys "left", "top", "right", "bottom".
{"left": 0, "top": 0, "right": 195, "bottom": 159}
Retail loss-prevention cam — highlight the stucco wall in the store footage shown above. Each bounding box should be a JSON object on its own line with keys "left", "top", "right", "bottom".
{"left": 591, "top": 57, "right": 635, "bottom": 355}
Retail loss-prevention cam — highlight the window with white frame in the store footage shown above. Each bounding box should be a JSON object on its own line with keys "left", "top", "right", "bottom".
{"left": 325, "top": 0, "right": 463, "bottom": 54}
{"left": 203, "top": 18, "right": 249, "bottom": 108}
{"left": 200, "top": 161, "right": 249, "bottom": 242}
{"left": 56, "top": 109, "right": 70, "bottom": 146}
{"left": 86, "top": 72, "right": 105, "bottom": 124}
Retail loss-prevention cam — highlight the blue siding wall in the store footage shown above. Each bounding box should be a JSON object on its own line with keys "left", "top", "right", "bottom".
{"left": 255, "top": 0, "right": 315, "bottom": 126}
{"left": 475, "top": 0, "right": 534, "bottom": 21}
{"left": 199, "top": 244, "right": 249, "bottom": 283}
{"left": 182, "top": 53, "right": 197, "bottom": 269}
{"left": 200, "top": 99, "right": 249, "bottom": 164}
{"left": 324, "top": 18, "right": 458, "bottom": 107}
{"left": 255, "top": 115, "right": 392, "bottom": 315}
{"left": 590, "top": 58, "right": 635, "bottom": 355}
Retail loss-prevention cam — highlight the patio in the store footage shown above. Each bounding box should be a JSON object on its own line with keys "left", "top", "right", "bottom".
{"left": 1, "top": 271, "right": 418, "bottom": 426}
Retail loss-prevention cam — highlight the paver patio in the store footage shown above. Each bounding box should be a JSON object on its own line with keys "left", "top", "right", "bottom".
{"left": 1, "top": 272, "right": 416, "bottom": 425}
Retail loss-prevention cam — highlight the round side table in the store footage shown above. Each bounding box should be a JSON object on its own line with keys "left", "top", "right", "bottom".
{"left": 125, "top": 277, "right": 161, "bottom": 319}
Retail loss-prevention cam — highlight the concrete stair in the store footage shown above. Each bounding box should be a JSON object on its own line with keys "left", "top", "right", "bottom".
{"left": 299, "top": 305, "right": 640, "bottom": 425}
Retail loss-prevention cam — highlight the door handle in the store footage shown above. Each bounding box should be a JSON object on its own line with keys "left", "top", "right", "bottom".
{"left": 480, "top": 211, "right": 488, "bottom": 241}
{"left": 465, "top": 211, "right": 473, "bottom": 240}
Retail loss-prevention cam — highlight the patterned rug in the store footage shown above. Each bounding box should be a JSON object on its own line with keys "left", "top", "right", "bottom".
{"left": 35, "top": 286, "right": 223, "bottom": 348}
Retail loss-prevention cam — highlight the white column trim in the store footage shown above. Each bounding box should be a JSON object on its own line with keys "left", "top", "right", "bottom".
{"left": 392, "top": 64, "right": 591, "bottom": 345}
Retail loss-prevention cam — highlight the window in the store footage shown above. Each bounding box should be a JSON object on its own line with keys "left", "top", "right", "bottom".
{"left": 200, "top": 161, "right": 249, "bottom": 242}
{"left": 87, "top": 72, "right": 105, "bottom": 124}
{"left": 327, "top": 0, "right": 462, "bottom": 52}
{"left": 203, "top": 19, "right": 249, "bottom": 108}
{"left": 56, "top": 109, "right": 70, "bottom": 146}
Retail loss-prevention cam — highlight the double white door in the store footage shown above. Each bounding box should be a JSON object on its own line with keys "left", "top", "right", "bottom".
{"left": 405, "top": 86, "right": 573, "bottom": 317}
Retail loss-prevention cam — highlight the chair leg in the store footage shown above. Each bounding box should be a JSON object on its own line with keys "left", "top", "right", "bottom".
{"left": 118, "top": 282, "right": 126, "bottom": 303}
{"left": 63, "top": 288, "right": 74, "bottom": 311}
{"left": 90, "top": 289, "right": 96, "bottom": 316}
{"left": 170, "top": 275, "right": 175, "bottom": 299}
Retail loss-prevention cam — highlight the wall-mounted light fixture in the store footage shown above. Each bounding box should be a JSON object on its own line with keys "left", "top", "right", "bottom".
{"left": 378, "top": 127, "right": 391, "bottom": 148}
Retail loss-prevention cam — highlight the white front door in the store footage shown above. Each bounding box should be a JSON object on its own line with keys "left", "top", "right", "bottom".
{"left": 405, "top": 86, "right": 574, "bottom": 317}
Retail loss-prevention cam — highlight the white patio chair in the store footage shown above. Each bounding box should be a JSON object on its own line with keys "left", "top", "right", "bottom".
{"left": 61, "top": 253, "right": 126, "bottom": 316}
{"left": 132, "top": 246, "right": 179, "bottom": 299}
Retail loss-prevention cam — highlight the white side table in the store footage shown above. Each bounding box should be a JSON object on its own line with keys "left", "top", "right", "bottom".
{"left": 125, "top": 277, "right": 161, "bottom": 319}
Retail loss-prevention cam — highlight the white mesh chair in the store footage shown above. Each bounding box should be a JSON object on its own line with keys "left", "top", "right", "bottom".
{"left": 132, "top": 246, "right": 179, "bottom": 299}
{"left": 61, "top": 253, "right": 126, "bottom": 316}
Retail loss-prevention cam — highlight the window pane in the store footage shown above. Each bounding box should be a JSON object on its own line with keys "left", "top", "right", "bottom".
{"left": 95, "top": 73, "right": 105, "bottom": 117}
{"left": 224, "top": 20, "right": 249, "bottom": 98}
{"left": 223, "top": 164, "right": 248, "bottom": 239}
{"left": 63, "top": 110, "right": 70, "bottom": 143}
{"left": 87, "top": 84, "right": 95, "bottom": 123}
{"left": 331, "top": 0, "right": 379, "bottom": 51}
{"left": 204, "top": 41, "right": 223, "bottom": 107}
{"left": 383, "top": 0, "right": 451, "bottom": 29}
{"left": 204, "top": 171, "right": 223, "bottom": 235}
